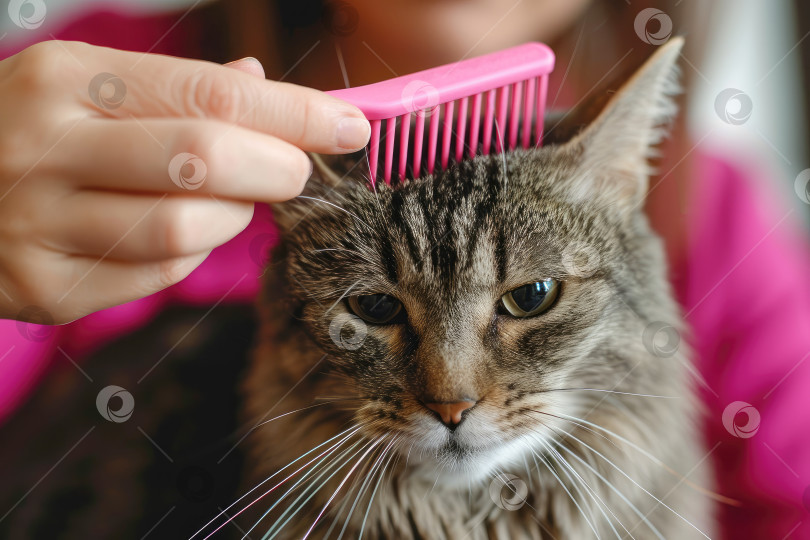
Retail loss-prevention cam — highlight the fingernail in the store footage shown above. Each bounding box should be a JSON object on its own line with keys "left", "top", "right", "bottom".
{"left": 225, "top": 56, "right": 259, "bottom": 66}
{"left": 336, "top": 117, "right": 370, "bottom": 150}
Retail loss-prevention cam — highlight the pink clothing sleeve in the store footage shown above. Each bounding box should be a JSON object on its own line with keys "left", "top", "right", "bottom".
{"left": 680, "top": 154, "right": 810, "bottom": 539}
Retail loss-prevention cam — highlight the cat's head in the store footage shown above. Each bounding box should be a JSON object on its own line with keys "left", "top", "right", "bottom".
{"left": 266, "top": 38, "right": 685, "bottom": 478}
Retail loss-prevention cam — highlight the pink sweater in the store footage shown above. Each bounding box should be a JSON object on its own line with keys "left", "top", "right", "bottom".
{"left": 2, "top": 9, "right": 809, "bottom": 539}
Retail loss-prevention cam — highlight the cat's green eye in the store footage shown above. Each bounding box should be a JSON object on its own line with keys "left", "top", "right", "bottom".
{"left": 348, "top": 294, "right": 404, "bottom": 324}
{"left": 500, "top": 279, "right": 559, "bottom": 318}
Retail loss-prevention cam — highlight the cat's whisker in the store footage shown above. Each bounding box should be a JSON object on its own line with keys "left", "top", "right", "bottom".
{"left": 241, "top": 438, "right": 363, "bottom": 540}
{"left": 324, "top": 451, "right": 379, "bottom": 540}
{"left": 425, "top": 466, "right": 442, "bottom": 499}
{"left": 357, "top": 439, "right": 398, "bottom": 540}
{"left": 404, "top": 441, "right": 415, "bottom": 468}
{"left": 534, "top": 438, "right": 620, "bottom": 539}
{"left": 527, "top": 445, "right": 602, "bottom": 539}
{"left": 531, "top": 409, "right": 715, "bottom": 536}
{"left": 191, "top": 425, "right": 360, "bottom": 540}
{"left": 492, "top": 402, "right": 620, "bottom": 453}
{"left": 325, "top": 436, "right": 392, "bottom": 539}
{"left": 537, "top": 437, "right": 628, "bottom": 540}
{"left": 252, "top": 401, "right": 347, "bottom": 430}
{"left": 340, "top": 436, "right": 400, "bottom": 540}
{"left": 295, "top": 195, "right": 373, "bottom": 231}
{"left": 546, "top": 424, "right": 711, "bottom": 539}
{"left": 260, "top": 438, "right": 376, "bottom": 540}
{"left": 551, "top": 410, "right": 712, "bottom": 495}
{"left": 216, "top": 431, "right": 362, "bottom": 540}
{"left": 546, "top": 436, "right": 667, "bottom": 540}
{"left": 521, "top": 453, "right": 534, "bottom": 491}
{"left": 301, "top": 435, "right": 390, "bottom": 539}
{"left": 537, "top": 387, "right": 680, "bottom": 399}
{"left": 336, "top": 437, "right": 398, "bottom": 540}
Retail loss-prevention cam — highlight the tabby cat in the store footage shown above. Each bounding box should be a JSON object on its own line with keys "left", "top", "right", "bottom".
{"left": 239, "top": 37, "right": 715, "bottom": 539}
{"left": 0, "top": 38, "right": 714, "bottom": 539}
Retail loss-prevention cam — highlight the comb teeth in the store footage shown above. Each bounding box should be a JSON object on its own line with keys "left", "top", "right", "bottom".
{"left": 327, "top": 42, "right": 555, "bottom": 186}
{"left": 365, "top": 76, "right": 549, "bottom": 185}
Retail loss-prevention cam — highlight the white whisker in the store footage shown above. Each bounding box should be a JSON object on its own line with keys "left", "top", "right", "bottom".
{"left": 543, "top": 388, "right": 679, "bottom": 399}
{"left": 252, "top": 401, "right": 344, "bottom": 430}
{"left": 345, "top": 437, "right": 399, "bottom": 540}
{"left": 192, "top": 425, "right": 360, "bottom": 540}
{"left": 529, "top": 447, "right": 601, "bottom": 539}
{"left": 547, "top": 436, "right": 666, "bottom": 540}
{"left": 552, "top": 412, "right": 687, "bottom": 483}
{"left": 234, "top": 433, "right": 362, "bottom": 539}
{"left": 301, "top": 436, "right": 389, "bottom": 539}
{"left": 261, "top": 439, "right": 374, "bottom": 540}
{"left": 538, "top": 438, "right": 626, "bottom": 540}
{"left": 330, "top": 436, "right": 395, "bottom": 539}
{"left": 549, "top": 426, "right": 710, "bottom": 539}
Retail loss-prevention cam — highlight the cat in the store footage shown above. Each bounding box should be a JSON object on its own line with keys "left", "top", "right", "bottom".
{"left": 0, "top": 37, "right": 716, "bottom": 540}
{"left": 238, "top": 37, "right": 716, "bottom": 539}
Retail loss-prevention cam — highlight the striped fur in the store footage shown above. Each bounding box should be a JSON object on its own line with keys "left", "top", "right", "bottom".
{"left": 242, "top": 38, "right": 715, "bottom": 539}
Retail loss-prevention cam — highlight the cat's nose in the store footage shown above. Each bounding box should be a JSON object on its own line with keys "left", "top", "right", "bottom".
{"left": 424, "top": 401, "right": 477, "bottom": 429}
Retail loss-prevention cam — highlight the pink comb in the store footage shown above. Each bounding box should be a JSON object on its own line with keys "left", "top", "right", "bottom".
{"left": 327, "top": 42, "right": 554, "bottom": 186}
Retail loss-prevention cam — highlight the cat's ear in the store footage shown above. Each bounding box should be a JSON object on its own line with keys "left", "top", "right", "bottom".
{"left": 270, "top": 152, "right": 360, "bottom": 231}
{"left": 561, "top": 37, "right": 683, "bottom": 208}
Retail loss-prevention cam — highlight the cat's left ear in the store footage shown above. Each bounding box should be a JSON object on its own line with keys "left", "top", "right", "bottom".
{"left": 563, "top": 37, "right": 683, "bottom": 208}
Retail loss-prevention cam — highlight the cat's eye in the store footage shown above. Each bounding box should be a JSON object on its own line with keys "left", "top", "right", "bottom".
{"left": 348, "top": 294, "right": 404, "bottom": 324}
{"left": 500, "top": 279, "right": 559, "bottom": 318}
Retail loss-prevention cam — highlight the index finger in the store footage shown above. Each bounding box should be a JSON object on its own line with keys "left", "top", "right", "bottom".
{"left": 69, "top": 41, "right": 371, "bottom": 153}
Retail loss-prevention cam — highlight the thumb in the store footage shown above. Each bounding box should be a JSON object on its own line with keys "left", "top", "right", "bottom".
{"left": 224, "top": 57, "right": 266, "bottom": 79}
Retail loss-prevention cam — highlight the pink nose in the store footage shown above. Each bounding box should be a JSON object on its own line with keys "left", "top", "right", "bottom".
{"left": 424, "top": 401, "right": 477, "bottom": 427}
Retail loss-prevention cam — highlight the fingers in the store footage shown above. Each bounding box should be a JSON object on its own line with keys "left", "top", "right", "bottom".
{"left": 57, "top": 251, "right": 213, "bottom": 323}
{"left": 44, "top": 190, "right": 254, "bottom": 261}
{"left": 55, "top": 41, "right": 371, "bottom": 153}
{"left": 57, "top": 118, "right": 313, "bottom": 201}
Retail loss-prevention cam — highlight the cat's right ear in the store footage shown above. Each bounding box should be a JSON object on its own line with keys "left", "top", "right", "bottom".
{"left": 269, "top": 152, "right": 361, "bottom": 231}
{"left": 545, "top": 38, "right": 683, "bottom": 211}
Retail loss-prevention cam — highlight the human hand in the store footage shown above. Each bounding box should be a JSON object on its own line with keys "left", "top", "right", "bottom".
{"left": 0, "top": 41, "right": 370, "bottom": 324}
